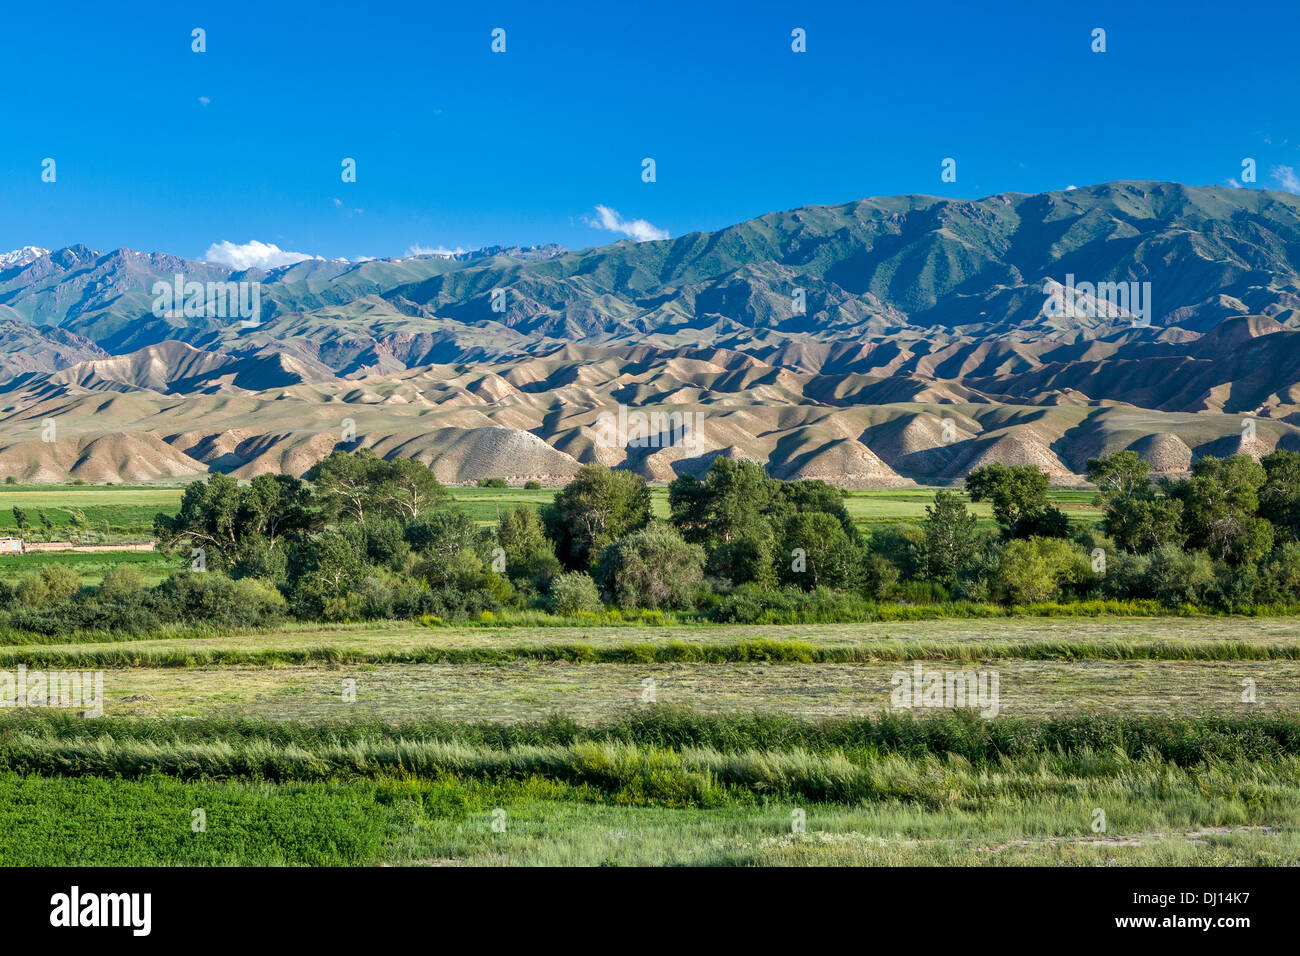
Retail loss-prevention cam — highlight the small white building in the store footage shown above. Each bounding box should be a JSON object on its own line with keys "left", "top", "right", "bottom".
{"left": 0, "top": 537, "right": 22, "bottom": 554}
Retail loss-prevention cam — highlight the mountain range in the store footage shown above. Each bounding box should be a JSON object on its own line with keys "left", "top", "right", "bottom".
{"left": 2, "top": 180, "right": 1298, "bottom": 484}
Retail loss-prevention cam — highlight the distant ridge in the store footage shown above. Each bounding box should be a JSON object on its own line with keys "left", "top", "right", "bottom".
{"left": 2, "top": 182, "right": 1299, "bottom": 483}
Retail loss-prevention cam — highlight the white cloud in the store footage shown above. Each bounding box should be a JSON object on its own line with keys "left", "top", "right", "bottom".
{"left": 406, "top": 244, "right": 466, "bottom": 258}
{"left": 586, "top": 205, "right": 668, "bottom": 242}
{"left": 204, "top": 240, "right": 318, "bottom": 270}
{"left": 1065, "top": 185, "right": 1078, "bottom": 191}
{"left": 1271, "top": 165, "right": 1300, "bottom": 193}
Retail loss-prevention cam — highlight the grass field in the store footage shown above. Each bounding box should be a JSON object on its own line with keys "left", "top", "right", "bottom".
{"left": 0, "top": 482, "right": 1094, "bottom": 532}
{"left": 0, "top": 613, "right": 1296, "bottom": 865}
{"left": 0, "top": 550, "right": 174, "bottom": 585}
{"left": 446, "top": 485, "right": 1103, "bottom": 530}
{"left": 0, "top": 486, "right": 183, "bottom": 537}
{"left": 0, "top": 709, "right": 1296, "bottom": 866}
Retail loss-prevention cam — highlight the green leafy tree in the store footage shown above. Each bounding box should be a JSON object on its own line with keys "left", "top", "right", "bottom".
{"left": 669, "top": 461, "right": 857, "bottom": 585}
{"left": 406, "top": 510, "right": 491, "bottom": 575}
{"left": 862, "top": 553, "right": 901, "bottom": 600}
{"left": 669, "top": 459, "right": 781, "bottom": 548}
{"left": 1256, "top": 542, "right": 1300, "bottom": 604}
{"left": 867, "top": 523, "right": 926, "bottom": 580}
{"left": 287, "top": 526, "right": 372, "bottom": 619}
{"left": 154, "top": 473, "right": 315, "bottom": 578}
{"left": 1173, "top": 454, "right": 1273, "bottom": 564}
{"left": 361, "top": 516, "right": 411, "bottom": 570}
{"left": 1086, "top": 450, "right": 1151, "bottom": 502}
{"left": 1103, "top": 495, "right": 1185, "bottom": 554}
{"left": 965, "top": 463, "right": 1056, "bottom": 538}
{"left": 497, "top": 504, "right": 561, "bottom": 585}
{"left": 670, "top": 460, "right": 781, "bottom": 585}
{"left": 1086, "top": 451, "right": 1183, "bottom": 553}
{"left": 1011, "top": 504, "right": 1071, "bottom": 539}
{"left": 920, "top": 491, "right": 979, "bottom": 584}
{"left": 708, "top": 525, "right": 778, "bottom": 588}
{"left": 777, "top": 480, "right": 859, "bottom": 543}
{"left": 776, "top": 511, "right": 860, "bottom": 590}
{"left": 544, "top": 465, "right": 652, "bottom": 569}
{"left": 307, "top": 449, "right": 447, "bottom": 524}
{"left": 1260, "top": 449, "right": 1300, "bottom": 543}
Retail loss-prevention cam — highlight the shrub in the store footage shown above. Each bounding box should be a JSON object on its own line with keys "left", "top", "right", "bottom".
{"left": 1100, "top": 549, "right": 1153, "bottom": 600}
{"left": 710, "top": 583, "right": 876, "bottom": 624}
{"left": 549, "top": 572, "right": 603, "bottom": 615}
{"left": 595, "top": 524, "right": 704, "bottom": 610}
{"left": 357, "top": 574, "right": 395, "bottom": 619}
{"left": 1144, "top": 545, "right": 1218, "bottom": 606}
{"left": 15, "top": 575, "right": 50, "bottom": 609}
{"left": 97, "top": 564, "right": 145, "bottom": 599}
{"left": 18, "top": 564, "right": 83, "bottom": 608}
{"left": 993, "top": 538, "right": 1089, "bottom": 605}
{"left": 40, "top": 563, "right": 83, "bottom": 603}
{"left": 154, "top": 571, "right": 286, "bottom": 628}
{"left": 892, "top": 580, "right": 950, "bottom": 605}
{"left": 862, "top": 553, "right": 900, "bottom": 600}
{"left": 867, "top": 524, "right": 925, "bottom": 580}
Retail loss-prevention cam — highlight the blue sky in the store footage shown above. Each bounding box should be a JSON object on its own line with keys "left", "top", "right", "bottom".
{"left": 1, "top": 0, "right": 1297, "bottom": 266}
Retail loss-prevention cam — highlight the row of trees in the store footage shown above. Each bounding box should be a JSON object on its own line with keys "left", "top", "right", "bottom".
{"left": 142, "top": 452, "right": 879, "bottom": 620}
{"left": 148, "top": 445, "right": 1300, "bottom": 618}
{"left": 6, "top": 446, "right": 1300, "bottom": 631}
{"left": 883, "top": 449, "right": 1300, "bottom": 608}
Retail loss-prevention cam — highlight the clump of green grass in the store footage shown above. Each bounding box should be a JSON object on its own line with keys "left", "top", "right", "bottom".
{"left": 2, "top": 633, "right": 1296, "bottom": 669}
{"left": 3, "top": 710, "right": 1299, "bottom": 785}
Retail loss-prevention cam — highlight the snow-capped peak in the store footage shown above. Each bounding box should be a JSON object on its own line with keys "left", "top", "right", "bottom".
{"left": 0, "top": 246, "right": 51, "bottom": 269}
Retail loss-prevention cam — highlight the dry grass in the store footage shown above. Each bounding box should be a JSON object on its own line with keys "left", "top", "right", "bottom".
{"left": 71, "top": 656, "right": 1297, "bottom": 722}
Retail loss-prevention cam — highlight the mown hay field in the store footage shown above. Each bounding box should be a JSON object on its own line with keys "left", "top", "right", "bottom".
{"left": 0, "top": 613, "right": 1295, "bottom": 865}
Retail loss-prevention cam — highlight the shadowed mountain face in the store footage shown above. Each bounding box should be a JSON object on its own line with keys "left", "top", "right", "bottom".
{"left": 2, "top": 181, "right": 1299, "bottom": 484}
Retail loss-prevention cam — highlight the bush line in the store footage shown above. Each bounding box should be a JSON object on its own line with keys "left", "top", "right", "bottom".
{"left": 0, "top": 635, "right": 1296, "bottom": 669}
